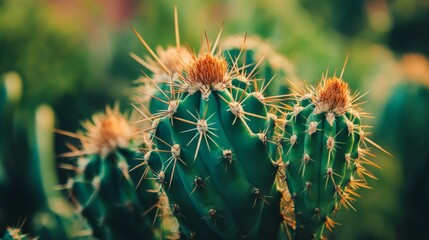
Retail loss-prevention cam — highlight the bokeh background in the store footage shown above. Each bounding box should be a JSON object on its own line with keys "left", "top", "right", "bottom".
{"left": 1, "top": 0, "right": 429, "bottom": 239}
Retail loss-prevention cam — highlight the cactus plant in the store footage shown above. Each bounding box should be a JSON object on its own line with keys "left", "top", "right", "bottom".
{"left": 131, "top": 13, "right": 292, "bottom": 238}
{"left": 1, "top": 5, "right": 391, "bottom": 240}
{"left": 279, "top": 74, "right": 388, "bottom": 239}
{"left": 57, "top": 105, "right": 174, "bottom": 239}
{"left": 378, "top": 54, "right": 429, "bottom": 240}
{"left": 129, "top": 7, "right": 390, "bottom": 239}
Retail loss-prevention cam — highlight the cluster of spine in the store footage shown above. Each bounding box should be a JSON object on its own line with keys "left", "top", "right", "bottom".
{"left": 59, "top": 106, "right": 166, "bottom": 239}
{"left": 278, "top": 76, "right": 383, "bottom": 239}
{"left": 1, "top": 227, "right": 32, "bottom": 240}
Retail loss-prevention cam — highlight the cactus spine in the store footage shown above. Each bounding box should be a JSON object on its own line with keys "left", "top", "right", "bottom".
{"left": 221, "top": 35, "right": 301, "bottom": 102}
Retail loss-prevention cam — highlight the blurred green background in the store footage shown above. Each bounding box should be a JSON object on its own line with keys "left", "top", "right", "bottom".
{"left": 1, "top": 0, "right": 429, "bottom": 239}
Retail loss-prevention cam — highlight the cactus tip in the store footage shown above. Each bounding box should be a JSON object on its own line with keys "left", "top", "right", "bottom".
{"left": 315, "top": 77, "right": 351, "bottom": 114}
{"left": 185, "top": 53, "right": 228, "bottom": 86}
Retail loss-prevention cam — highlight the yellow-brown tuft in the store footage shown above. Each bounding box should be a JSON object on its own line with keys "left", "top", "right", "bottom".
{"left": 185, "top": 53, "right": 228, "bottom": 85}
{"left": 315, "top": 77, "right": 351, "bottom": 114}
{"left": 81, "top": 106, "right": 135, "bottom": 157}
{"left": 6, "top": 227, "right": 28, "bottom": 240}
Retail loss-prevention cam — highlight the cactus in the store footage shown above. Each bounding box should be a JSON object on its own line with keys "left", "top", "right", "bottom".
{"left": 58, "top": 105, "right": 169, "bottom": 239}
{"left": 279, "top": 75, "right": 387, "bottom": 239}
{"left": 378, "top": 54, "right": 429, "bottom": 239}
{"left": 130, "top": 12, "right": 295, "bottom": 237}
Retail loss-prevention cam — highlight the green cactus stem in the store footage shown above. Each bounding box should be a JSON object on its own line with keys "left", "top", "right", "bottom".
{"left": 279, "top": 76, "right": 387, "bottom": 239}
{"left": 130, "top": 10, "right": 296, "bottom": 238}
{"left": 58, "top": 106, "right": 167, "bottom": 240}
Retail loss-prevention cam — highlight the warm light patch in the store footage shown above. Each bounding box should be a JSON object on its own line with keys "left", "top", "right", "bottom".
{"left": 185, "top": 53, "right": 228, "bottom": 86}
{"left": 400, "top": 53, "right": 429, "bottom": 87}
{"left": 315, "top": 77, "right": 351, "bottom": 114}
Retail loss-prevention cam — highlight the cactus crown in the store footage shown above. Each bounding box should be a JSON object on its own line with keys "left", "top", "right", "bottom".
{"left": 314, "top": 77, "right": 351, "bottom": 114}
{"left": 184, "top": 52, "right": 228, "bottom": 86}
{"left": 56, "top": 105, "right": 138, "bottom": 159}
{"left": 80, "top": 105, "right": 136, "bottom": 157}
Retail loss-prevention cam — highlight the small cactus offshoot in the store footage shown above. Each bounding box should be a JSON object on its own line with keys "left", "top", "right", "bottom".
{"left": 279, "top": 73, "right": 389, "bottom": 239}
{"left": 57, "top": 106, "right": 167, "bottom": 240}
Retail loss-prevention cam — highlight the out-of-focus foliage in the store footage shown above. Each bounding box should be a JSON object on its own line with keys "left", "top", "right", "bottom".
{"left": 0, "top": 0, "right": 90, "bottom": 106}
{"left": 0, "top": 74, "right": 90, "bottom": 238}
{"left": 376, "top": 54, "right": 429, "bottom": 240}
{"left": 389, "top": 0, "right": 429, "bottom": 56}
